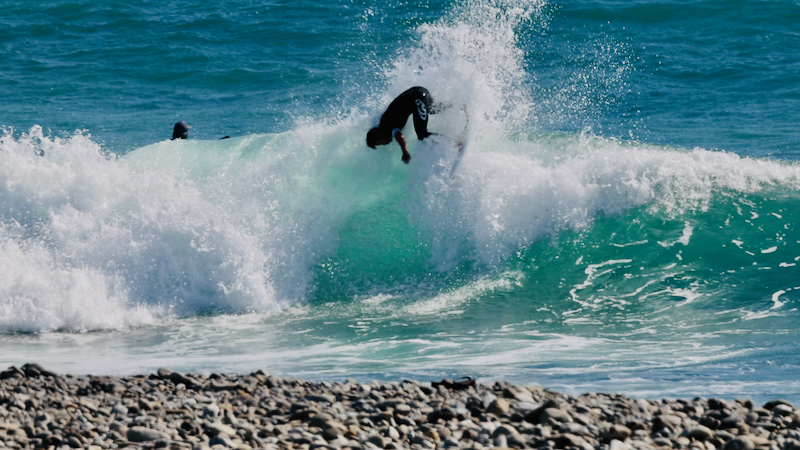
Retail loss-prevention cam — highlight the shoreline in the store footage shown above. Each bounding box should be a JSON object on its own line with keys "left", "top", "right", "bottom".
{"left": 1, "top": 364, "right": 798, "bottom": 450}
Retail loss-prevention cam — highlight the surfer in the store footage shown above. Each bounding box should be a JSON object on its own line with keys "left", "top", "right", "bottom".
{"left": 172, "top": 121, "right": 191, "bottom": 140}
{"left": 366, "top": 86, "right": 445, "bottom": 164}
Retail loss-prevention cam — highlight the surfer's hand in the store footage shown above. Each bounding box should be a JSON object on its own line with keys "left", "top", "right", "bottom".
{"left": 402, "top": 151, "right": 411, "bottom": 164}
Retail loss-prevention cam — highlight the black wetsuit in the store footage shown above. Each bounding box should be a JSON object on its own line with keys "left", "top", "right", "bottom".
{"left": 378, "top": 86, "right": 435, "bottom": 140}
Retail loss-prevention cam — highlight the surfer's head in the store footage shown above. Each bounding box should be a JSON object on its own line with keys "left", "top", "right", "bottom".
{"left": 366, "top": 127, "right": 392, "bottom": 149}
{"left": 172, "top": 121, "right": 191, "bottom": 140}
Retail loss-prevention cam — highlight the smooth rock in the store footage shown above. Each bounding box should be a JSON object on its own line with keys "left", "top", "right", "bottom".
{"left": 524, "top": 399, "right": 559, "bottom": 424}
{"left": 21, "top": 363, "right": 57, "bottom": 378}
{"left": 653, "top": 437, "right": 673, "bottom": 448}
{"left": 763, "top": 400, "right": 793, "bottom": 410}
{"left": 488, "top": 398, "right": 510, "bottom": 415}
{"left": 206, "top": 423, "right": 237, "bottom": 438}
{"left": 514, "top": 391, "right": 535, "bottom": 404}
{"left": 385, "top": 427, "right": 400, "bottom": 440}
{"left": 772, "top": 404, "right": 794, "bottom": 416}
{"left": 367, "top": 435, "right": 386, "bottom": 449}
{"left": 655, "top": 414, "right": 683, "bottom": 430}
{"left": 507, "top": 433, "right": 528, "bottom": 447}
{"left": 555, "top": 433, "right": 589, "bottom": 448}
{"left": 306, "top": 394, "right": 337, "bottom": 404}
{"left": 513, "top": 401, "right": 539, "bottom": 413}
{"left": 722, "top": 437, "right": 755, "bottom": 450}
{"left": 742, "top": 435, "right": 771, "bottom": 446}
{"left": 443, "top": 437, "right": 461, "bottom": 448}
{"left": 209, "top": 434, "right": 237, "bottom": 448}
{"left": 603, "top": 424, "right": 632, "bottom": 441}
{"left": 541, "top": 408, "right": 572, "bottom": 424}
{"left": 611, "top": 439, "right": 630, "bottom": 450}
{"left": 482, "top": 392, "right": 498, "bottom": 409}
{"left": 203, "top": 404, "right": 221, "bottom": 418}
{"left": 683, "top": 425, "right": 715, "bottom": 441}
{"left": 491, "top": 425, "right": 519, "bottom": 439}
{"left": 425, "top": 429, "right": 440, "bottom": 441}
{"left": 128, "top": 426, "right": 169, "bottom": 443}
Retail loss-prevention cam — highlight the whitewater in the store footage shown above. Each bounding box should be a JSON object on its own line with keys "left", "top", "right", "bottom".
{"left": 2, "top": 0, "right": 800, "bottom": 402}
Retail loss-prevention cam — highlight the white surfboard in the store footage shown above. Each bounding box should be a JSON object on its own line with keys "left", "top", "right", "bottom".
{"left": 449, "top": 104, "right": 470, "bottom": 178}
{"left": 448, "top": 140, "right": 467, "bottom": 178}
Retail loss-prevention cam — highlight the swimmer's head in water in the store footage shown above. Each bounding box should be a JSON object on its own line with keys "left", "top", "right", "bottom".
{"left": 366, "top": 127, "right": 392, "bottom": 149}
{"left": 172, "top": 121, "right": 191, "bottom": 140}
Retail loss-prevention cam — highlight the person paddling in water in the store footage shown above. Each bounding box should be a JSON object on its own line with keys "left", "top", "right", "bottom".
{"left": 172, "top": 121, "right": 191, "bottom": 140}
{"left": 366, "top": 86, "right": 447, "bottom": 164}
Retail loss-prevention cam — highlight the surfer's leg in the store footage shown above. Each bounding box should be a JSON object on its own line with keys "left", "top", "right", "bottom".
{"left": 412, "top": 96, "right": 432, "bottom": 140}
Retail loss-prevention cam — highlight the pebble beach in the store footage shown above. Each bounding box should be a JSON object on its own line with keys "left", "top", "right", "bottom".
{"left": 1, "top": 364, "right": 799, "bottom": 450}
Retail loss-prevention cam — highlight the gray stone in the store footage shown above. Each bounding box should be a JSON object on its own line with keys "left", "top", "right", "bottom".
{"left": 763, "top": 399, "right": 793, "bottom": 410}
{"left": 205, "top": 423, "right": 237, "bottom": 438}
{"left": 491, "top": 425, "right": 519, "bottom": 439}
{"left": 541, "top": 408, "right": 572, "bottom": 424}
{"left": 307, "top": 394, "right": 337, "bottom": 404}
{"left": 209, "top": 435, "right": 237, "bottom": 448}
{"left": 611, "top": 439, "right": 630, "bottom": 450}
{"left": 367, "top": 435, "right": 386, "bottom": 449}
{"left": 202, "top": 403, "right": 220, "bottom": 418}
{"left": 482, "top": 392, "right": 498, "bottom": 409}
{"left": 488, "top": 398, "right": 510, "bottom": 415}
{"left": 308, "top": 413, "right": 335, "bottom": 428}
{"left": 66, "top": 436, "right": 83, "bottom": 448}
{"left": 603, "top": 424, "right": 632, "bottom": 442}
{"left": 127, "top": 426, "right": 169, "bottom": 443}
{"left": 555, "top": 433, "right": 589, "bottom": 448}
{"left": 721, "top": 415, "right": 746, "bottom": 428}
{"left": 507, "top": 433, "right": 528, "bottom": 447}
{"left": 772, "top": 404, "right": 794, "bottom": 416}
{"left": 655, "top": 414, "right": 683, "bottom": 430}
{"left": 743, "top": 435, "right": 771, "bottom": 447}
{"left": 22, "top": 363, "right": 57, "bottom": 378}
{"left": 514, "top": 391, "right": 535, "bottom": 404}
{"left": 385, "top": 427, "right": 400, "bottom": 440}
{"left": 524, "top": 399, "right": 559, "bottom": 424}
{"left": 721, "top": 437, "right": 755, "bottom": 450}
{"left": 138, "top": 398, "right": 158, "bottom": 411}
{"left": 394, "top": 403, "right": 412, "bottom": 413}
{"left": 443, "top": 437, "right": 461, "bottom": 448}
{"left": 682, "top": 425, "right": 714, "bottom": 441}
{"left": 513, "top": 401, "right": 539, "bottom": 413}
{"left": 653, "top": 437, "right": 673, "bottom": 448}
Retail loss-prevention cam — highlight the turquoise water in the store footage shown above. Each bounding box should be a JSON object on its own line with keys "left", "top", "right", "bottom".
{"left": 2, "top": 0, "right": 800, "bottom": 403}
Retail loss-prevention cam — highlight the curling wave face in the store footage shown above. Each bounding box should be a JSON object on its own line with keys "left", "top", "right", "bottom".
{"left": 2, "top": 122, "right": 800, "bottom": 334}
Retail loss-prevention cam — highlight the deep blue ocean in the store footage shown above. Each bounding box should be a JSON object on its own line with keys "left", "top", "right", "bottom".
{"left": 2, "top": 0, "right": 800, "bottom": 403}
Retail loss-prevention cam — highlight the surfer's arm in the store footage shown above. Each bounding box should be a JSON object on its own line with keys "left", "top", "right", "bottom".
{"left": 394, "top": 129, "right": 410, "bottom": 164}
